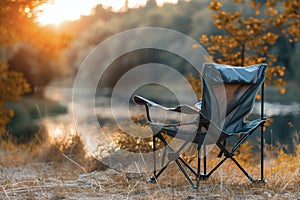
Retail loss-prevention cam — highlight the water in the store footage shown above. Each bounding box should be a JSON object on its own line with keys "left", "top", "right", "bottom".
{"left": 254, "top": 102, "right": 300, "bottom": 116}
{"left": 44, "top": 87, "right": 300, "bottom": 155}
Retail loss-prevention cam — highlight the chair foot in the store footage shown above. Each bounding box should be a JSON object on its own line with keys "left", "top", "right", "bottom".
{"left": 198, "top": 174, "right": 209, "bottom": 181}
{"left": 147, "top": 177, "right": 157, "bottom": 183}
{"left": 252, "top": 179, "right": 266, "bottom": 184}
{"left": 191, "top": 185, "right": 198, "bottom": 190}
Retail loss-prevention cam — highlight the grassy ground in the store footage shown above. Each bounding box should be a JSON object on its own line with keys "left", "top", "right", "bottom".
{"left": 1, "top": 156, "right": 300, "bottom": 199}
{"left": 1, "top": 125, "right": 300, "bottom": 200}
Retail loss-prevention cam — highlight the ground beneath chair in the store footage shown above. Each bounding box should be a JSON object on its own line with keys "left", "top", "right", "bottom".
{"left": 0, "top": 160, "right": 299, "bottom": 199}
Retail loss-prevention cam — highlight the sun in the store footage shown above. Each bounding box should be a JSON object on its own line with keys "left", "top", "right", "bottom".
{"left": 35, "top": 0, "right": 178, "bottom": 26}
{"left": 36, "top": 0, "right": 131, "bottom": 26}
{"left": 35, "top": 0, "right": 143, "bottom": 26}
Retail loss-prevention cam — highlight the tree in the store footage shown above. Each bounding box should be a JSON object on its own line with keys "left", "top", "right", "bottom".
{"left": 0, "top": 0, "right": 69, "bottom": 53}
{"left": 196, "top": 0, "right": 299, "bottom": 96}
{"left": 0, "top": 62, "right": 31, "bottom": 134}
{"left": 0, "top": 0, "right": 69, "bottom": 134}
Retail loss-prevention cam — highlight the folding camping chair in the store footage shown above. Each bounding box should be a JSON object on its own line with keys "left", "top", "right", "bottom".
{"left": 133, "top": 63, "right": 267, "bottom": 188}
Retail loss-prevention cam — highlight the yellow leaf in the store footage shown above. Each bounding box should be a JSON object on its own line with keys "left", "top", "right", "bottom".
{"left": 255, "top": 9, "right": 260, "bottom": 15}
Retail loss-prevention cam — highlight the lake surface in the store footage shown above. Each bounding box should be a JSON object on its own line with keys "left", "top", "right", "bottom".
{"left": 44, "top": 87, "right": 300, "bottom": 155}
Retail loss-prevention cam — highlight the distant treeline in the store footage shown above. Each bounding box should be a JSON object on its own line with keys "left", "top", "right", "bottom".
{"left": 63, "top": 0, "right": 300, "bottom": 86}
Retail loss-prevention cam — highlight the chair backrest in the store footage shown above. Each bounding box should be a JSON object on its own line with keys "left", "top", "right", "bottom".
{"left": 201, "top": 63, "right": 267, "bottom": 134}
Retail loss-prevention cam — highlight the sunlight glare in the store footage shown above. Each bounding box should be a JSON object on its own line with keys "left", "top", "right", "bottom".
{"left": 36, "top": 0, "right": 101, "bottom": 25}
{"left": 36, "top": 0, "right": 178, "bottom": 26}
{"left": 52, "top": 126, "right": 63, "bottom": 138}
{"left": 44, "top": 119, "right": 77, "bottom": 143}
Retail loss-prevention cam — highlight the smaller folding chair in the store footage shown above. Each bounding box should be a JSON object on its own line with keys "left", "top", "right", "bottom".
{"left": 133, "top": 63, "right": 267, "bottom": 188}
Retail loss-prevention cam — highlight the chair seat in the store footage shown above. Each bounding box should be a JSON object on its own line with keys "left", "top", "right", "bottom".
{"left": 149, "top": 118, "right": 266, "bottom": 145}
{"left": 224, "top": 118, "right": 266, "bottom": 135}
{"left": 149, "top": 122, "right": 222, "bottom": 145}
{"left": 194, "top": 100, "right": 267, "bottom": 136}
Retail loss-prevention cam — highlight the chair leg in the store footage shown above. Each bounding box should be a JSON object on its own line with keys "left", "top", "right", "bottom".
{"left": 260, "top": 82, "right": 265, "bottom": 182}
{"left": 203, "top": 144, "right": 207, "bottom": 175}
{"left": 148, "top": 165, "right": 168, "bottom": 183}
{"left": 206, "top": 156, "right": 228, "bottom": 178}
{"left": 230, "top": 156, "right": 265, "bottom": 183}
{"left": 153, "top": 135, "right": 156, "bottom": 177}
{"left": 230, "top": 156, "right": 255, "bottom": 182}
{"left": 149, "top": 132, "right": 203, "bottom": 188}
{"left": 175, "top": 160, "right": 197, "bottom": 189}
{"left": 196, "top": 146, "right": 201, "bottom": 187}
{"left": 149, "top": 135, "right": 169, "bottom": 182}
{"left": 179, "top": 157, "right": 197, "bottom": 176}
{"left": 205, "top": 151, "right": 257, "bottom": 182}
{"left": 260, "top": 123, "right": 265, "bottom": 182}
{"left": 209, "top": 141, "right": 263, "bottom": 183}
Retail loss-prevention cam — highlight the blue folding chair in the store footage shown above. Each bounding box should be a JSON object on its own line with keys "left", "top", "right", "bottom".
{"left": 133, "top": 63, "right": 267, "bottom": 188}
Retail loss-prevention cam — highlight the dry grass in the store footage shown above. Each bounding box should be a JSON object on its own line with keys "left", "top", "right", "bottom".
{"left": 0, "top": 124, "right": 300, "bottom": 199}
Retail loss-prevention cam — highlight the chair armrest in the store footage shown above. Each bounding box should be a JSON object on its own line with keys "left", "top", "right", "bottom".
{"left": 133, "top": 95, "right": 159, "bottom": 107}
{"left": 133, "top": 95, "right": 199, "bottom": 114}
{"left": 172, "top": 105, "right": 199, "bottom": 114}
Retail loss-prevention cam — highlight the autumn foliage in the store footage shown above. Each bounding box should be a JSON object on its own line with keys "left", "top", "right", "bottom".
{"left": 0, "top": 0, "right": 69, "bottom": 51}
{"left": 0, "top": 0, "right": 70, "bottom": 135}
{"left": 0, "top": 62, "right": 31, "bottom": 134}
{"left": 195, "top": 0, "right": 299, "bottom": 97}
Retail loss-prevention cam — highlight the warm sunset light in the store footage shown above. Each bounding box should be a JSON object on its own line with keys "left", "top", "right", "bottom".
{"left": 35, "top": 0, "right": 178, "bottom": 26}
{"left": 35, "top": 0, "right": 105, "bottom": 25}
